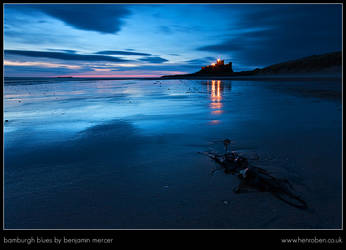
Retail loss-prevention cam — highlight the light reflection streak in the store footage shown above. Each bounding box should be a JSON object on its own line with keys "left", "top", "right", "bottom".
{"left": 207, "top": 80, "right": 224, "bottom": 124}
{"left": 209, "top": 120, "right": 221, "bottom": 125}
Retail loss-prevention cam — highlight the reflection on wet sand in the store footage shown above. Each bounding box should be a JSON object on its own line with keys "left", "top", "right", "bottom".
{"left": 4, "top": 78, "right": 342, "bottom": 229}
{"left": 207, "top": 80, "right": 226, "bottom": 125}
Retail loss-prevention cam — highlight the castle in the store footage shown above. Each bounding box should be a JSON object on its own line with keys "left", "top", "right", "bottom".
{"left": 199, "top": 59, "right": 233, "bottom": 74}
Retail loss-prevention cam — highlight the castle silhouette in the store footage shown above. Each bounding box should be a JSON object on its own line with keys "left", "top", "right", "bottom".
{"left": 198, "top": 59, "right": 233, "bottom": 74}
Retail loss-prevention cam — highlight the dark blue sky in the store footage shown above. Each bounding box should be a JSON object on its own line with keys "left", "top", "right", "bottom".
{"left": 4, "top": 4, "right": 342, "bottom": 77}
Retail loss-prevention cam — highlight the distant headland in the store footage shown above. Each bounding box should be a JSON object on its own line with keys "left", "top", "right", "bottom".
{"left": 161, "top": 51, "right": 341, "bottom": 79}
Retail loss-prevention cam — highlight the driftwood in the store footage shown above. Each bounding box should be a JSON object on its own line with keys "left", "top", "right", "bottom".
{"left": 200, "top": 150, "right": 308, "bottom": 210}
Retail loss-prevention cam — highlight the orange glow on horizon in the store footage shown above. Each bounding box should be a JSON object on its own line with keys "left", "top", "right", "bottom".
{"left": 55, "top": 70, "right": 187, "bottom": 78}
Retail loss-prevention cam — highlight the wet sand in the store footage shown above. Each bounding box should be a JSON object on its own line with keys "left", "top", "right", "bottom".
{"left": 161, "top": 72, "right": 342, "bottom": 81}
{"left": 4, "top": 78, "right": 342, "bottom": 229}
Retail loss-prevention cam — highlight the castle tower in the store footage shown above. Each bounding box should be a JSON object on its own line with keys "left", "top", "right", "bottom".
{"left": 228, "top": 62, "right": 233, "bottom": 72}
{"left": 216, "top": 59, "right": 224, "bottom": 66}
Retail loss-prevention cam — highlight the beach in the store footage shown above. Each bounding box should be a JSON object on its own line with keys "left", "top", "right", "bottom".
{"left": 4, "top": 77, "right": 342, "bottom": 229}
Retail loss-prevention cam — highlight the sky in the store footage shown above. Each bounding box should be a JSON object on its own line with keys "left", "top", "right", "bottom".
{"left": 4, "top": 4, "right": 342, "bottom": 77}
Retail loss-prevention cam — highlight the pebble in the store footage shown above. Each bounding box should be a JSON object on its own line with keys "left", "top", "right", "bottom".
{"left": 223, "top": 200, "right": 229, "bottom": 205}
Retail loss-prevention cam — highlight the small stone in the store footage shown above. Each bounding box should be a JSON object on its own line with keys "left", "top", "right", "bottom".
{"left": 164, "top": 186, "right": 169, "bottom": 188}
{"left": 223, "top": 200, "right": 229, "bottom": 205}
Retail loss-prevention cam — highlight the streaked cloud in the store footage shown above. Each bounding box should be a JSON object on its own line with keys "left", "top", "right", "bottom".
{"left": 92, "top": 68, "right": 112, "bottom": 72}
{"left": 95, "top": 50, "right": 151, "bottom": 56}
{"left": 138, "top": 56, "right": 168, "bottom": 64}
{"left": 5, "top": 50, "right": 131, "bottom": 63}
{"left": 4, "top": 60, "right": 81, "bottom": 69}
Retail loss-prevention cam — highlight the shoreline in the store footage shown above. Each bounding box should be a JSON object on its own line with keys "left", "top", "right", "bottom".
{"left": 4, "top": 73, "right": 342, "bottom": 82}
{"left": 159, "top": 74, "right": 342, "bottom": 81}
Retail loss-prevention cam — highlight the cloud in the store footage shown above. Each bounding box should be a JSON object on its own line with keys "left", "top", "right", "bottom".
{"left": 109, "top": 62, "right": 202, "bottom": 73}
{"left": 5, "top": 50, "right": 131, "bottom": 63}
{"left": 6, "top": 4, "right": 131, "bottom": 34}
{"left": 4, "top": 65, "right": 85, "bottom": 77}
{"left": 158, "top": 24, "right": 202, "bottom": 34}
{"left": 197, "top": 37, "right": 248, "bottom": 53}
{"left": 138, "top": 56, "right": 168, "bottom": 64}
{"left": 47, "top": 49, "right": 78, "bottom": 54}
{"left": 92, "top": 68, "right": 113, "bottom": 72}
{"left": 95, "top": 50, "right": 151, "bottom": 56}
{"left": 4, "top": 60, "right": 81, "bottom": 69}
{"left": 185, "top": 57, "right": 216, "bottom": 65}
{"left": 197, "top": 5, "right": 342, "bottom": 67}
{"left": 158, "top": 25, "right": 172, "bottom": 34}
